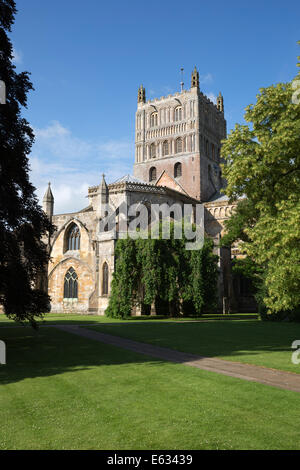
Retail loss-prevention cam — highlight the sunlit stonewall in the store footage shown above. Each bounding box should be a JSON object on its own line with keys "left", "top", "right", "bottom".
{"left": 98, "top": 202, "right": 205, "bottom": 250}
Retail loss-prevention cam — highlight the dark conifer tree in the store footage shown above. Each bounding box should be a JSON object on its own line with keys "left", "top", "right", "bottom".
{"left": 0, "top": 0, "right": 53, "bottom": 326}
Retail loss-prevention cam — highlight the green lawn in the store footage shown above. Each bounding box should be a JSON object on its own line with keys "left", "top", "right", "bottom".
{"left": 0, "top": 312, "right": 257, "bottom": 327}
{"left": 0, "top": 327, "right": 299, "bottom": 450}
{"left": 86, "top": 320, "right": 300, "bottom": 374}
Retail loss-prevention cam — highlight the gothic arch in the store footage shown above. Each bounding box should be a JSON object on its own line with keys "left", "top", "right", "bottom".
{"left": 50, "top": 217, "right": 91, "bottom": 256}
{"left": 48, "top": 256, "right": 94, "bottom": 282}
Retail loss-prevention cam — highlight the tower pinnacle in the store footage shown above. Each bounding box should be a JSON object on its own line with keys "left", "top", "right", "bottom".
{"left": 191, "top": 66, "right": 199, "bottom": 89}
{"left": 138, "top": 84, "right": 146, "bottom": 103}
{"left": 217, "top": 92, "right": 224, "bottom": 113}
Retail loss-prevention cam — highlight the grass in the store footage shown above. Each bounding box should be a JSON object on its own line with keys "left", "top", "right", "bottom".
{"left": 85, "top": 320, "right": 300, "bottom": 374}
{"left": 0, "top": 312, "right": 257, "bottom": 328}
{"left": 0, "top": 326, "right": 300, "bottom": 450}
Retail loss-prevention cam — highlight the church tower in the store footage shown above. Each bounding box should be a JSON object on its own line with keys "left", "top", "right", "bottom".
{"left": 133, "top": 67, "right": 227, "bottom": 202}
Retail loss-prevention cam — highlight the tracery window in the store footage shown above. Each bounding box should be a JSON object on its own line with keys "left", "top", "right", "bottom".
{"left": 64, "top": 267, "right": 78, "bottom": 299}
{"left": 67, "top": 223, "right": 80, "bottom": 251}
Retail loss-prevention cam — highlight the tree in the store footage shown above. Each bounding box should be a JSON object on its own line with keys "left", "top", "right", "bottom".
{"left": 0, "top": 1, "right": 53, "bottom": 326}
{"left": 221, "top": 44, "right": 300, "bottom": 314}
{"left": 106, "top": 224, "right": 219, "bottom": 319}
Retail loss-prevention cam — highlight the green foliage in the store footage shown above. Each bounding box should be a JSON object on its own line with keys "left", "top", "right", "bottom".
{"left": 259, "top": 307, "right": 300, "bottom": 323}
{"left": 220, "top": 199, "right": 258, "bottom": 247}
{"left": 106, "top": 225, "right": 219, "bottom": 318}
{"left": 0, "top": 1, "right": 54, "bottom": 326}
{"left": 106, "top": 238, "right": 138, "bottom": 318}
{"left": 221, "top": 45, "right": 300, "bottom": 314}
{"left": 189, "top": 239, "right": 219, "bottom": 314}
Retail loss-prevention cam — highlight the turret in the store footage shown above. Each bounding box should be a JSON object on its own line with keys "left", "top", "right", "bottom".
{"left": 217, "top": 92, "right": 224, "bottom": 113}
{"left": 96, "top": 173, "right": 109, "bottom": 219}
{"left": 99, "top": 173, "right": 109, "bottom": 205}
{"left": 191, "top": 66, "right": 199, "bottom": 89}
{"left": 138, "top": 84, "right": 146, "bottom": 104}
{"left": 43, "top": 182, "right": 54, "bottom": 221}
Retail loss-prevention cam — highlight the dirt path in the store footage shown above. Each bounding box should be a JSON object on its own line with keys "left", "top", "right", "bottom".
{"left": 55, "top": 325, "right": 300, "bottom": 393}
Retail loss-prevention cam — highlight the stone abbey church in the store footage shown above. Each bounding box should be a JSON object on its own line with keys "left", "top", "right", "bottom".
{"left": 43, "top": 68, "right": 255, "bottom": 315}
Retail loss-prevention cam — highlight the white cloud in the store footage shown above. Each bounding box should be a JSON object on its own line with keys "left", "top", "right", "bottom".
{"left": 12, "top": 46, "right": 22, "bottom": 64}
{"left": 33, "top": 121, "right": 92, "bottom": 159}
{"left": 199, "top": 73, "right": 213, "bottom": 84}
{"left": 149, "top": 85, "right": 175, "bottom": 98}
{"left": 206, "top": 92, "right": 217, "bottom": 104}
{"left": 30, "top": 121, "right": 133, "bottom": 214}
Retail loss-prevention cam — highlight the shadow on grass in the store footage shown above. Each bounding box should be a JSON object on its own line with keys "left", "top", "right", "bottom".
{"left": 0, "top": 312, "right": 258, "bottom": 328}
{"left": 84, "top": 320, "right": 300, "bottom": 361}
{"left": 1, "top": 319, "right": 299, "bottom": 387}
{"left": 0, "top": 327, "right": 165, "bottom": 387}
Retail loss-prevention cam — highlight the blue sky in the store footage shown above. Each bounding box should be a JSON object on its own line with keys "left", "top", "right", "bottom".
{"left": 10, "top": 0, "right": 300, "bottom": 213}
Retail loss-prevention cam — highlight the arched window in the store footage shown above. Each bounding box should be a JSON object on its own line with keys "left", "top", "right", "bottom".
{"left": 64, "top": 267, "right": 78, "bottom": 299}
{"left": 150, "top": 143, "right": 156, "bottom": 158}
{"left": 174, "top": 106, "right": 182, "bottom": 122}
{"left": 175, "top": 137, "right": 183, "bottom": 154}
{"left": 102, "top": 262, "right": 109, "bottom": 295}
{"left": 174, "top": 162, "right": 182, "bottom": 178}
{"left": 149, "top": 167, "right": 156, "bottom": 182}
{"left": 66, "top": 223, "right": 80, "bottom": 251}
{"left": 163, "top": 140, "right": 169, "bottom": 156}
{"left": 150, "top": 112, "right": 158, "bottom": 127}
{"left": 206, "top": 140, "right": 209, "bottom": 156}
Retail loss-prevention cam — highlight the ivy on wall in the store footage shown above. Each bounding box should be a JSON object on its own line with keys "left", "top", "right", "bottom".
{"left": 106, "top": 224, "right": 219, "bottom": 318}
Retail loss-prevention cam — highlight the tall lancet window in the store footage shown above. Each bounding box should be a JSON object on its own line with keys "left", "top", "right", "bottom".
{"left": 102, "top": 262, "right": 109, "bottom": 295}
{"left": 176, "top": 137, "right": 183, "bottom": 154}
{"left": 150, "top": 143, "right": 156, "bottom": 158}
{"left": 174, "top": 106, "right": 182, "bottom": 121}
{"left": 149, "top": 167, "right": 157, "bottom": 182}
{"left": 163, "top": 140, "right": 169, "bottom": 156}
{"left": 67, "top": 223, "right": 80, "bottom": 251}
{"left": 64, "top": 267, "right": 78, "bottom": 299}
{"left": 174, "top": 162, "right": 182, "bottom": 178}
